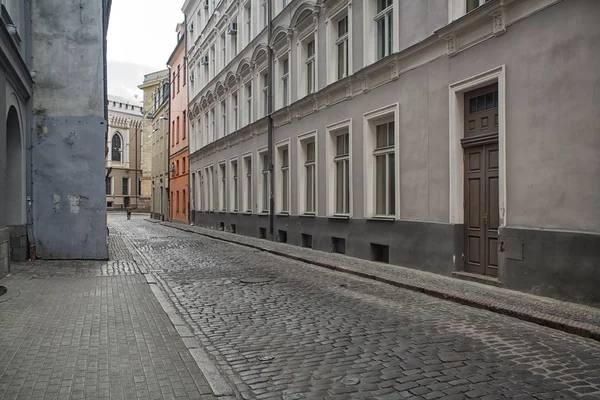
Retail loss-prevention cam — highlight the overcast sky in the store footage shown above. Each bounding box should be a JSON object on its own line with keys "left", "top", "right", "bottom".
{"left": 107, "top": 0, "right": 184, "bottom": 101}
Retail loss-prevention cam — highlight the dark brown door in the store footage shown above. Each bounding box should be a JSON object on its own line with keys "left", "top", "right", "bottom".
{"left": 463, "top": 84, "right": 499, "bottom": 277}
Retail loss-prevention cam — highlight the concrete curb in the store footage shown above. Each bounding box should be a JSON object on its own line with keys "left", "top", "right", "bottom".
{"left": 161, "top": 222, "right": 600, "bottom": 343}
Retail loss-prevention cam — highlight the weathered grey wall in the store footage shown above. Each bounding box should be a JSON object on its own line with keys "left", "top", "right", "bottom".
{"left": 32, "top": 117, "right": 108, "bottom": 259}
{"left": 30, "top": 0, "right": 108, "bottom": 259}
{"left": 31, "top": 0, "right": 104, "bottom": 117}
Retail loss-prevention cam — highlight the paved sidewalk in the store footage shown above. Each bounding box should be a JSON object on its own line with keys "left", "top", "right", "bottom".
{"left": 160, "top": 221, "right": 600, "bottom": 341}
{"left": 0, "top": 259, "right": 219, "bottom": 399}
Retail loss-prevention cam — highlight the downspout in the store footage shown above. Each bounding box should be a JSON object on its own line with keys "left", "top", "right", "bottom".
{"left": 267, "top": 0, "right": 274, "bottom": 239}
{"left": 167, "top": 66, "right": 172, "bottom": 222}
{"left": 25, "top": 0, "right": 35, "bottom": 259}
{"left": 135, "top": 123, "right": 138, "bottom": 209}
{"left": 184, "top": 17, "right": 191, "bottom": 225}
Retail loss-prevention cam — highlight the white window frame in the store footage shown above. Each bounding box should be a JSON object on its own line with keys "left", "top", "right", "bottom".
{"left": 297, "top": 32, "right": 316, "bottom": 99}
{"left": 326, "top": 7, "right": 352, "bottom": 84}
{"left": 363, "top": 104, "right": 399, "bottom": 219}
{"left": 261, "top": 0, "right": 268, "bottom": 28}
{"left": 363, "top": 0, "right": 398, "bottom": 66}
{"left": 198, "top": 169, "right": 204, "bottom": 211}
{"left": 230, "top": 15, "right": 239, "bottom": 60}
{"left": 244, "top": 1, "right": 252, "bottom": 45}
{"left": 297, "top": 131, "right": 317, "bottom": 215}
{"left": 258, "top": 147, "right": 269, "bottom": 214}
{"left": 279, "top": 54, "right": 290, "bottom": 108}
{"left": 326, "top": 119, "right": 352, "bottom": 217}
{"left": 220, "top": 31, "right": 227, "bottom": 71}
{"left": 275, "top": 139, "right": 291, "bottom": 214}
{"left": 206, "top": 165, "right": 215, "bottom": 211}
{"left": 210, "top": 44, "right": 216, "bottom": 79}
{"left": 245, "top": 79, "right": 253, "bottom": 125}
{"left": 230, "top": 89, "right": 239, "bottom": 133}
{"left": 230, "top": 157, "right": 239, "bottom": 212}
{"left": 375, "top": 0, "right": 393, "bottom": 60}
{"left": 220, "top": 99, "right": 227, "bottom": 138}
{"left": 210, "top": 107, "right": 216, "bottom": 141}
{"left": 261, "top": 69, "right": 269, "bottom": 118}
{"left": 204, "top": 111, "right": 210, "bottom": 145}
{"left": 218, "top": 161, "right": 227, "bottom": 212}
{"left": 242, "top": 152, "right": 253, "bottom": 213}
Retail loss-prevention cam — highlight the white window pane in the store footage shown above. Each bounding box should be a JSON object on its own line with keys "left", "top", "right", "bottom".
{"left": 389, "top": 153, "right": 395, "bottom": 215}
{"left": 376, "top": 155, "right": 386, "bottom": 215}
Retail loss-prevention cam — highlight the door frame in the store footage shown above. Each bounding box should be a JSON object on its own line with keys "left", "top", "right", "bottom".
{"left": 449, "top": 65, "right": 506, "bottom": 228}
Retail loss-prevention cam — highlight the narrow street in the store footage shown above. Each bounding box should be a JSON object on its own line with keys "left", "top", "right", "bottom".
{"left": 110, "top": 215, "right": 600, "bottom": 400}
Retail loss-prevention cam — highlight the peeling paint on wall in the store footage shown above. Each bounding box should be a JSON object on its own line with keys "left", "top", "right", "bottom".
{"left": 53, "top": 194, "right": 61, "bottom": 211}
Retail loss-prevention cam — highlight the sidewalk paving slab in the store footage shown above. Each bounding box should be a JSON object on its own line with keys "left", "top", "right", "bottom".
{"left": 0, "top": 257, "right": 226, "bottom": 400}
{"left": 159, "top": 220, "right": 600, "bottom": 342}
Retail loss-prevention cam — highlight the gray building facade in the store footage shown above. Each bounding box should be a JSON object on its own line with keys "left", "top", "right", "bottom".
{"left": 185, "top": 0, "right": 600, "bottom": 304}
{"left": 0, "top": 0, "right": 111, "bottom": 277}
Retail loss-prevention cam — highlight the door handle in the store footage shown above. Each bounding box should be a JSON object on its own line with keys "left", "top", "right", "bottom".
{"left": 483, "top": 213, "right": 488, "bottom": 226}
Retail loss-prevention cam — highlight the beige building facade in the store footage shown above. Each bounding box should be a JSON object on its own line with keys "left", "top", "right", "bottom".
{"left": 105, "top": 95, "right": 145, "bottom": 210}
{"left": 140, "top": 70, "right": 171, "bottom": 220}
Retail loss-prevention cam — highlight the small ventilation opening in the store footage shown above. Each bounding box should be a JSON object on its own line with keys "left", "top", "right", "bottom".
{"left": 301, "top": 234, "right": 312, "bottom": 248}
{"left": 259, "top": 227, "right": 267, "bottom": 239}
{"left": 278, "top": 230, "right": 287, "bottom": 243}
{"left": 332, "top": 237, "right": 346, "bottom": 254}
{"left": 231, "top": 224, "right": 237, "bottom": 233}
{"left": 371, "top": 243, "right": 389, "bottom": 263}
{"left": 219, "top": 222, "right": 225, "bottom": 231}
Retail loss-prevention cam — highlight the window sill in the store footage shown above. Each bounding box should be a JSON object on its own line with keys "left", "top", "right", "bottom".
{"left": 328, "top": 214, "right": 350, "bottom": 220}
{"left": 277, "top": 213, "right": 290, "bottom": 217}
{"left": 230, "top": 211, "right": 238, "bottom": 215}
{"left": 367, "top": 216, "right": 396, "bottom": 222}
{"left": 219, "top": 211, "right": 227, "bottom": 214}
{"left": 299, "top": 213, "right": 316, "bottom": 218}
{"left": 258, "top": 212, "right": 269, "bottom": 216}
{"left": 242, "top": 212, "right": 253, "bottom": 216}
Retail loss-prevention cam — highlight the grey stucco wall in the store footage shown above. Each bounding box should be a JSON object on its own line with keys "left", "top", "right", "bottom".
{"left": 32, "top": 117, "right": 108, "bottom": 259}
{"left": 31, "top": 0, "right": 104, "bottom": 117}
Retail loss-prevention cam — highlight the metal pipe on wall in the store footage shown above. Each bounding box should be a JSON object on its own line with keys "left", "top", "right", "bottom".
{"left": 267, "top": 0, "right": 274, "bottom": 239}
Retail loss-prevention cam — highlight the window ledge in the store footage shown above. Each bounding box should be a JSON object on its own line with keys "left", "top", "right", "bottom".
{"left": 242, "top": 212, "right": 253, "bottom": 216}
{"left": 219, "top": 211, "right": 227, "bottom": 214}
{"left": 230, "top": 211, "right": 238, "bottom": 215}
{"left": 277, "top": 213, "right": 290, "bottom": 217}
{"left": 299, "top": 213, "right": 316, "bottom": 218}
{"left": 258, "top": 212, "right": 269, "bottom": 216}
{"left": 328, "top": 214, "right": 350, "bottom": 220}
{"left": 367, "top": 216, "right": 396, "bottom": 222}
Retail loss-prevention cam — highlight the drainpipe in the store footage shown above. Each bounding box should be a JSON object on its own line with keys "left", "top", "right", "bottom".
{"left": 167, "top": 66, "right": 172, "bottom": 222}
{"left": 25, "top": 0, "right": 35, "bottom": 260}
{"left": 267, "top": 0, "right": 274, "bottom": 239}
{"left": 184, "top": 16, "right": 191, "bottom": 225}
{"left": 135, "top": 123, "right": 138, "bottom": 209}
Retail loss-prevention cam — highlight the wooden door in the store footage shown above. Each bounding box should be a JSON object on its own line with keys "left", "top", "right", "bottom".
{"left": 463, "top": 84, "right": 499, "bottom": 277}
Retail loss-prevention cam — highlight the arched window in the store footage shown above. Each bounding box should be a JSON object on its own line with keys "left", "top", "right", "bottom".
{"left": 111, "top": 133, "right": 122, "bottom": 162}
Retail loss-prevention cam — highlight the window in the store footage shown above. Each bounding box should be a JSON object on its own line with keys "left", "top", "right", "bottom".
{"left": 176, "top": 160, "right": 180, "bottom": 175}
{"left": 374, "top": 121, "right": 395, "bottom": 216}
{"left": 467, "top": 0, "right": 490, "bottom": 12}
{"left": 262, "top": 0, "right": 268, "bottom": 27}
{"left": 230, "top": 17, "right": 238, "bottom": 59}
{"left": 111, "top": 134, "right": 122, "bottom": 162}
{"left": 231, "top": 159, "right": 239, "bottom": 212}
{"left": 182, "top": 157, "right": 186, "bottom": 174}
{"left": 204, "top": 112, "right": 209, "bottom": 144}
{"left": 173, "top": 72, "right": 176, "bottom": 98}
{"left": 281, "top": 57, "right": 289, "bottom": 107}
{"left": 306, "top": 40, "right": 315, "bottom": 95}
{"left": 337, "top": 16, "right": 349, "bottom": 79}
{"left": 246, "top": 82, "right": 253, "bottom": 125}
{"left": 262, "top": 72, "right": 268, "bottom": 117}
{"left": 172, "top": 121, "right": 175, "bottom": 145}
{"left": 184, "top": 62, "right": 187, "bottom": 86}
{"left": 182, "top": 111, "right": 186, "bottom": 139}
{"left": 334, "top": 132, "right": 350, "bottom": 214}
{"left": 244, "top": 155, "right": 252, "bottom": 212}
{"left": 210, "top": 45, "right": 216, "bottom": 79}
{"left": 219, "top": 163, "right": 226, "bottom": 212}
{"left": 304, "top": 141, "right": 316, "bottom": 213}
{"left": 278, "top": 146, "right": 289, "bottom": 213}
{"left": 232, "top": 92, "right": 239, "bottom": 132}
{"left": 176, "top": 191, "right": 180, "bottom": 212}
{"left": 106, "top": 176, "right": 112, "bottom": 195}
{"left": 210, "top": 108, "right": 216, "bottom": 141}
{"left": 260, "top": 152, "right": 269, "bottom": 213}
{"left": 206, "top": 166, "right": 215, "bottom": 211}
{"left": 183, "top": 189, "right": 186, "bottom": 214}
{"left": 220, "top": 100, "right": 227, "bottom": 138}
{"left": 177, "top": 65, "right": 181, "bottom": 93}
{"left": 122, "top": 177, "right": 129, "bottom": 196}
{"left": 220, "top": 32, "right": 226, "bottom": 70}
{"left": 176, "top": 116, "right": 180, "bottom": 143}
{"left": 376, "top": 0, "right": 393, "bottom": 60}
{"left": 245, "top": 3, "right": 252, "bottom": 45}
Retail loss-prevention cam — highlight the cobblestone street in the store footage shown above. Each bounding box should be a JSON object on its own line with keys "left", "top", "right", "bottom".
{"left": 110, "top": 216, "right": 600, "bottom": 400}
